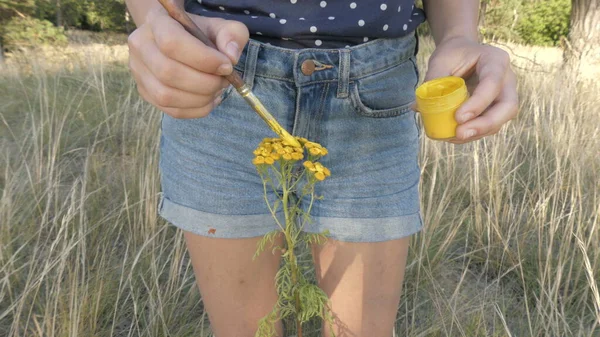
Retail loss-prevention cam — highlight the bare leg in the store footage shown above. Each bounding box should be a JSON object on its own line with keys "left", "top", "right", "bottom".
{"left": 312, "top": 237, "right": 411, "bottom": 337}
{"left": 184, "top": 231, "right": 285, "bottom": 337}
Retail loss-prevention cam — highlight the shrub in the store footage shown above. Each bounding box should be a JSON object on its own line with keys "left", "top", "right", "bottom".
{"left": 1, "top": 16, "right": 67, "bottom": 52}
{"left": 516, "top": 0, "right": 571, "bottom": 46}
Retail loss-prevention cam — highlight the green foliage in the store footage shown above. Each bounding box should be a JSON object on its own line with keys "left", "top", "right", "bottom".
{"left": 33, "top": 0, "right": 127, "bottom": 32}
{"left": 479, "top": 0, "right": 572, "bottom": 46}
{"left": 479, "top": 0, "right": 524, "bottom": 42}
{"left": 1, "top": 16, "right": 67, "bottom": 51}
{"left": 516, "top": 0, "right": 571, "bottom": 46}
{"left": 0, "top": 0, "right": 34, "bottom": 18}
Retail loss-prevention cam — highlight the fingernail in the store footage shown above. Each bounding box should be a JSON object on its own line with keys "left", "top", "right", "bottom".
{"left": 463, "top": 129, "right": 477, "bottom": 139}
{"left": 226, "top": 41, "right": 240, "bottom": 61}
{"left": 458, "top": 112, "right": 474, "bottom": 123}
{"left": 217, "top": 64, "right": 233, "bottom": 75}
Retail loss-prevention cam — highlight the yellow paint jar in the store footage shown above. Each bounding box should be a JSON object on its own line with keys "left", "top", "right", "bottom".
{"left": 415, "top": 76, "right": 468, "bottom": 140}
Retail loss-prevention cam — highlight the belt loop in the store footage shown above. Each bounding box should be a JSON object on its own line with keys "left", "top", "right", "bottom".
{"left": 243, "top": 40, "right": 260, "bottom": 90}
{"left": 337, "top": 49, "right": 350, "bottom": 98}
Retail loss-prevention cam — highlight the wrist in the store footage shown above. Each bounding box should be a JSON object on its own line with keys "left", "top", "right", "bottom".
{"left": 436, "top": 31, "right": 479, "bottom": 46}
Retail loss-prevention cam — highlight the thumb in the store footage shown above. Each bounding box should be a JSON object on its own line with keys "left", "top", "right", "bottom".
{"left": 199, "top": 17, "right": 250, "bottom": 65}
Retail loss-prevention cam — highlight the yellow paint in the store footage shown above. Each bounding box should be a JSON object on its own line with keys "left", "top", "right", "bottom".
{"left": 415, "top": 76, "right": 469, "bottom": 140}
{"left": 238, "top": 85, "right": 302, "bottom": 148}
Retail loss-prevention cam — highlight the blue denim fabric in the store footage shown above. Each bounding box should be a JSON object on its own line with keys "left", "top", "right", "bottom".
{"left": 158, "top": 33, "right": 423, "bottom": 242}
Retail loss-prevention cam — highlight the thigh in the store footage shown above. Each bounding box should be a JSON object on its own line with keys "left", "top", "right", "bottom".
{"left": 312, "top": 237, "right": 411, "bottom": 337}
{"left": 184, "top": 231, "right": 285, "bottom": 337}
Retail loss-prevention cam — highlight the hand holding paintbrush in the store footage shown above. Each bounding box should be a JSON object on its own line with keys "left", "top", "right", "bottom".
{"left": 136, "top": 0, "right": 301, "bottom": 147}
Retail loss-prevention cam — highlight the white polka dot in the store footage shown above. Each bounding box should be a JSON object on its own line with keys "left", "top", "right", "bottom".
{"left": 251, "top": 16, "right": 258, "bottom": 18}
{"left": 219, "top": 6, "right": 225, "bottom": 10}
{"left": 328, "top": 16, "right": 335, "bottom": 20}
{"left": 290, "top": 0, "right": 297, "bottom": 3}
{"left": 403, "top": 24, "right": 407, "bottom": 30}
{"left": 345, "top": 45, "right": 351, "bottom": 48}
{"left": 398, "top": 5, "right": 402, "bottom": 12}
{"left": 315, "top": 39, "right": 323, "bottom": 46}
{"left": 409, "top": 19, "right": 413, "bottom": 22}
{"left": 280, "top": 19, "right": 287, "bottom": 24}
{"left": 310, "top": 26, "right": 317, "bottom": 33}
{"left": 383, "top": 24, "right": 389, "bottom": 31}
{"left": 256, "top": 32, "right": 263, "bottom": 35}
{"left": 299, "top": 17, "right": 305, "bottom": 20}
{"left": 282, "top": 37, "right": 292, "bottom": 40}
{"left": 197, "top": 0, "right": 202, "bottom": 3}
{"left": 380, "top": 4, "right": 387, "bottom": 10}
{"left": 269, "top": 13, "right": 276, "bottom": 18}
{"left": 320, "top": 1, "right": 327, "bottom": 8}
{"left": 363, "top": 37, "right": 369, "bottom": 42}
{"left": 414, "top": 12, "right": 419, "bottom": 16}
{"left": 244, "top": 10, "right": 250, "bottom": 14}
{"left": 350, "top": 2, "right": 357, "bottom": 9}
{"left": 358, "top": 19, "right": 365, "bottom": 26}
{"left": 202, "top": 9, "right": 207, "bottom": 11}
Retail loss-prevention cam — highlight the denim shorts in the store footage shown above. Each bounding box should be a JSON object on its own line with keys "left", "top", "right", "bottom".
{"left": 158, "top": 34, "right": 423, "bottom": 242}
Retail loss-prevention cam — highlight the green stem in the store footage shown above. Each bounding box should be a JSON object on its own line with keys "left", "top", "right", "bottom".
{"left": 281, "top": 168, "right": 303, "bottom": 337}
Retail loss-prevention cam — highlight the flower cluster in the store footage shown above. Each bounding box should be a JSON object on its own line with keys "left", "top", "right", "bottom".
{"left": 252, "top": 136, "right": 330, "bottom": 181}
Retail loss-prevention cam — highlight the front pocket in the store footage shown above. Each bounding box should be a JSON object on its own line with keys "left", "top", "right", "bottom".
{"left": 349, "top": 57, "right": 419, "bottom": 118}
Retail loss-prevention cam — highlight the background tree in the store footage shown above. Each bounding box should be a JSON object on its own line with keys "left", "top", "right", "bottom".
{"left": 563, "top": 0, "right": 600, "bottom": 75}
{"left": 0, "top": 0, "right": 35, "bottom": 61}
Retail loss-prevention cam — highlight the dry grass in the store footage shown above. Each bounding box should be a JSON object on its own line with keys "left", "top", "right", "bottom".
{"left": 1, "top": 37, "right": 599, "bottom": 337}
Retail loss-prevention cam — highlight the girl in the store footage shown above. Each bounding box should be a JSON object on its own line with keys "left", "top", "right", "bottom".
{"left": 125, "top": 1, "right": 518, "bottom": 336}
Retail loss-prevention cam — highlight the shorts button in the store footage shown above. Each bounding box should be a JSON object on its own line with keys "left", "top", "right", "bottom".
{"left": 301, "top": 60, "right": 316, "bottom": 75}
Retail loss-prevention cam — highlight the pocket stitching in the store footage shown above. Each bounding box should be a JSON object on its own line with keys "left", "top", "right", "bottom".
{"left": 349, "top": 81, "right": 413, "bottom": 118}
{"left": 348, "top": 58, "right": 418, "bottom": 118}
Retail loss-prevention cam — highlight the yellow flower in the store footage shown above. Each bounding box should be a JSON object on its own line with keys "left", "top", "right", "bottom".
{"left": 253, "top": 156, "right": 265, "bottom": 165}
{"left": 303, "top": 161, "right": 315, "bottom": 169}
{"left": 315, "top": 172, "right": 326, "bottom": 181}
{"left": 264, "top": 156, "right": 275, "bottom": 165}
{"left": 291, "top": 152, "right": 303, "bottom": 160}
{"left": 322, "top": 167, "right": 331, "bottom": 176}
{"left": 282, "top": 153, "right": 292, "bottom": 160}
{"left": 277, "top": 148, "right": 287, "bottom": 155}
{"left": 309, "top": 147, "right": 321, "bottom": 156}
{"left": 314, "top": 162, "right": 324, "bottom": 172}
{"left": 271, "top": 153, "right": 281, "bottom": 160}
{"left": 320, "top": 147, "right": 328, "bottom": 156}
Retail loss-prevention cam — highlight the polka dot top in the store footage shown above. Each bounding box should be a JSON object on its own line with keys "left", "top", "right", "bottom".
{"left": 184, "top": 0, "right": 426, "bottom": 49}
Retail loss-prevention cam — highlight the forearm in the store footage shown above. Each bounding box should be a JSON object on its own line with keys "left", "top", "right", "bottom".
{"left": 126, "top": 0, "right": 183, "bottom": 26}
{"left": 423, "top": 0, "right": 479, "bottom": 45}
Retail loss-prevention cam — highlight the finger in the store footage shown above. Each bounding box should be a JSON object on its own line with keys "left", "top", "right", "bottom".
{"left": 447, "top": 126, "right": 502, "bottom": 144}
{"left": 455, "top": 49, "right": 510, "bottom": 123}
{"left": 134, "top": 40, "right": 229, "bottom": 95}
{"left": 130, "top": 56, "right": 218, "bottom": 109}
{"left": 454, "top": 77, "right": 518, "bottom": 140}
{"left": 196, "top": 17, "right": 250, "bottom": 65}
{"left": 137, "top": 81, "right": 221, "bottom": 119}
{"left": 150, "top": 14, "right": 234, "bottom": 76}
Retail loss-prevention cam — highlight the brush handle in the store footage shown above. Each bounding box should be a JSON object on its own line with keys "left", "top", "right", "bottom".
{"left": 158, "top": 0, "right": 245, "bottom": 89}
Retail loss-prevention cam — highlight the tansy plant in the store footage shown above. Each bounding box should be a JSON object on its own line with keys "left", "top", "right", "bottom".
{"left": 252, "top": 136, "right": 336, "bottom": 337}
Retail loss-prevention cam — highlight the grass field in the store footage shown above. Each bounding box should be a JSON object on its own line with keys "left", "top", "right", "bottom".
{"left": 1, "top": 37, "right": 599, "bottom": 337}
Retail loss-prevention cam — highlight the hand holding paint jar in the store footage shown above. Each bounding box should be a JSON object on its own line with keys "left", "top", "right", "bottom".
{"left": 415, "top": 76, "right": 469, "bottom": 140}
